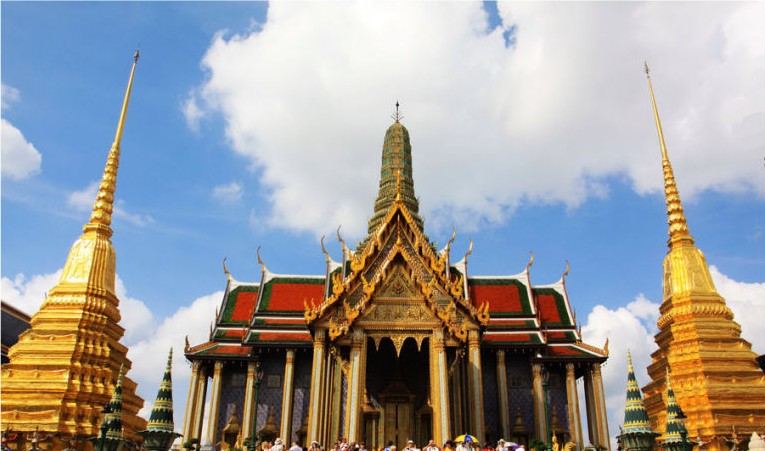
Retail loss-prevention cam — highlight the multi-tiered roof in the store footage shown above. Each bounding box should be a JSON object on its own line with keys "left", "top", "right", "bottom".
{"left": 187, "top": 111, "right": 606, "bottom": 364}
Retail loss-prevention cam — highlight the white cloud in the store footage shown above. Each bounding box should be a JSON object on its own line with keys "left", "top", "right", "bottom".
{"left": 183, "top": 94, "right": 205, "bottom": 133}
{"left": 1, "top": 118, "right": 42, "bottom": 180}
{"left": 186, "top": 2, "right": 764, "bottom": 241}
{"left": 127, "top": 291, "right": 222, "bottom": 425}
{"left": 2, "top": 83, "right": 20, "bottom": 110}
{"left": 67, "top": 181, "right": 155, "bottom": 227}
{"left": 582, "top": 294, "right": 659, "bottom": 448}
{"left": 710, "top": 265, "right": 765, "bottom": 354}
{"left": 1, "top": 270, "right": 63, "bottom": 316}
{"left": 212, "top": 181, "right": 243, "bottom": 203}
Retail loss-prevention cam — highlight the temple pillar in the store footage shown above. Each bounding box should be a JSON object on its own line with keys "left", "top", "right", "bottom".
{"left": 346, "top": 330, "right": 366, "bottom": 442}
{"left": 204, "top": 361, "right": 224, "bottom": 446}
{"left": 193, "top": 365, "right": 209, "bottom": 440}
{"left": 242, "top": 361, "right": 257, "bottom": 443}
{"left": 329, "top": 354, "right": 343, "bottom": 443}
{"left": 583, "top": 366, "right": 597, "bottom": 446}
{"left": 592, "top": 363, "right": 610, "bottom": 450}
{"left": 496, "top": 350, "right": 510, "bottom": 439}
{"left": 467, "top": 330, "right": 485, "bottom": 441}
{"left": 565, "top": 363, "right": 583, "bottom": 450}
{"left": 183, "top": 361, "right": 201, "bottom": 440}
{"left": 434, "top": 330, "right": 452, "bottom": 444}
{"left": 281, "top": 349, "right": 297, "bottom": 442}
{"left": 307, "top": 329, "right": 327, "bottom": 443}
{"left": 531, "top": 363, "right": 548, "bottom": 443}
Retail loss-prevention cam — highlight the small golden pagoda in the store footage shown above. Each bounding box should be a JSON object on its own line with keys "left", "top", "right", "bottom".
{"left": 0, "top": 52, "right": 147, "bottom": 445}
{"left": 640, "top": 64, "right": 765, "bottom": 447}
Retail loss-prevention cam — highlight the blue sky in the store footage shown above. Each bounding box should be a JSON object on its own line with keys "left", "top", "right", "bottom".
{"left": 2, "top": 1, "right": 764, "bottom": 445}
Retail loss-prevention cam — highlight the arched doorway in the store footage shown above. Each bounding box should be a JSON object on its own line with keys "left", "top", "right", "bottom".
{"left": 363, "top": 336, "right": 432, "bottom": 449}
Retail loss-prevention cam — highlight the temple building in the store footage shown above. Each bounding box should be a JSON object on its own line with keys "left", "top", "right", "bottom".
{"left": 183, "top": 109, "right": 611, "bottom": 451}
{"left": 641, "top": 65, "right": 765, "bottom": 447}
{"left": 0, "top": 52, "right": 146, "bottom": 447}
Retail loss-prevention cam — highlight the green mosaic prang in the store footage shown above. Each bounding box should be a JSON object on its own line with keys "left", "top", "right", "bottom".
{"left": 146, "top": 349, "right": 175, "bottom": 432}
{"left": 622, "top": 352, "right": 654, "bottom": 434}
{"left": 104, "top": 365, "right": 125, "bottom": 440}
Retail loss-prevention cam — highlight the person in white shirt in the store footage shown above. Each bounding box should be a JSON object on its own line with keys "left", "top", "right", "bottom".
{"left": 405, "top": 440, "right": 420, "bottom": 451}
{"left": 423, "top": 440, "right": 439, "bottom": 451}
{"left": 289, "top": 441, "right": 302, "bottom": 451}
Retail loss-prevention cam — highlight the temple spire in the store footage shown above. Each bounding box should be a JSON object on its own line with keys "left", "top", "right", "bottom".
{"left": 622, "top": 351, "right": 652, "bottom": 434}
{"left": 146, "top": 349, "right": 175, "bottom": 432}
{"left": 85, "top": 50, "right": 140, "bottom": 237}
{"left": 644, "top": 62, "right": 692, "bottom": 248}
{"left": 364, "top": 104, "right": 424, "bottom": 238}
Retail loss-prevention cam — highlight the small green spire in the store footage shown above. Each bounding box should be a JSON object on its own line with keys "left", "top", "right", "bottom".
{"left": 147, "top": 348, "right": 175, "bottom": 432}
{"left": 663, "top": 370, "right": 688, "bottom": 444}
{"left": 104, "top": 364, "right": 125, "bottom": 440}
{"left": 623, "top": 351, "right": 653, "bottom": 434}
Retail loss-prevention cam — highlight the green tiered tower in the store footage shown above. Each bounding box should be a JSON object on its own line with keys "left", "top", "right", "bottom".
{"left": 617, "top": 352, "right": 659, "bottom": 451}
{"left": 138, "top": 349, "right": 181, "bottom": 451}
{"left": 659, "top": 371, "right": 695, "bottom": 451}
{"left": 93, "top": 365, "right": 132, "bottom": 451}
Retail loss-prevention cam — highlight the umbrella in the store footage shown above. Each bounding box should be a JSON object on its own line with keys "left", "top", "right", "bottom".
{"left": 454, "top": 435, "right": 478, "bottom": 444}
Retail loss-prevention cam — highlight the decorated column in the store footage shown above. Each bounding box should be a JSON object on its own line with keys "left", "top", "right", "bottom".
{"left": 204, "top": 361, "right": 224, "bottom": 447}
{"left": 242, "top": 362, "right": 257, "bottom": 442}
{"left": 182, "top": 361, "right": 201, "bottom": 441}
{"left": 592, "top": 364, "right": 610, "bottom": 450}
{"left": 430, "top": 329, "right": 452, "bottom": 444}
{"left": 468, "top": 330, "right": 485, "bottom": 441}
{"left": 583, "top": 366, "right": 598, "bottom": 447}
{"left": 281, "top": 349, "right": 297, "bottom": 442}
{"left": 346, "top": 331, "right": 365, "bottom": 442}
{"left": 565, "top": 364, "right": 583, "bottom": 450}
{"left": 531, "top": 363, "right": 548, "bottom": 443}
{"left": 496, "top": 350, "right": 510, "bottom": 439}
{"left": 192, "top": 366, "right": 209, "bottom": 440}
{"left": 307, "top": 329, "right": 327, "bottom": 443}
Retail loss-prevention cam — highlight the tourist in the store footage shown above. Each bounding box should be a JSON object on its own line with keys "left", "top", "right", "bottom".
{"left": 359, "top": 443, "right": 368, "bottom": 451}
{"left": 442, "top": 441, "right": 455, "bottom": 451}
{"left": 405, "top": 440, "right": 420, "bottom": 451}
{"left": 289, "top": 441, "right": 302, "bottom": 451}
{"left": 273, "top": 439, "right": 286, "bottom": 451}
{"left": 424, "top": 440, "right": 439, "bottom": 451}
{"left": 384, "top": 441, "right": 394, "bottom": 451}
{"left": 310, "top": 441, "right": 322, "bottom": 451}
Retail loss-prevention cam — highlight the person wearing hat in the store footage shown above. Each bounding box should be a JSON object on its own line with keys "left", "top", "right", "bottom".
{"left": 310, "top": 441, "right": 322, "bottom": 451}
{"left": 405, "top": 440, "right": 420, "bottom": 451}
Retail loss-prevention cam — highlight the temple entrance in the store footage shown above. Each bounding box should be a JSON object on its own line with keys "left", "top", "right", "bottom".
{"left": 363, "top": 336, "right": 431, "bottom": 450}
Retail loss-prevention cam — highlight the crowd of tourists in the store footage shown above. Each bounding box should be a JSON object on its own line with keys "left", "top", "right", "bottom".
{"left": 268, "top": 437, "right": 526, "bottom": 451}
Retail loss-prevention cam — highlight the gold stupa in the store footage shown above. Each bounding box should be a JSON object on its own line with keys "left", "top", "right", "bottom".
{"left": 0, "top": 52, "right": 147, "bottom": 444}
{"left": 640, "top": 64, "right": 765, "bottom": 447}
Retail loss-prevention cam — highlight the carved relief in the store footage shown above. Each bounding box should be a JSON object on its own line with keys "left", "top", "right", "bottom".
{"left": 364, "top": 303, "right": 433, "bottom": 323}
{"left": 377, "top": 265, "right": 418, "bottom": 299}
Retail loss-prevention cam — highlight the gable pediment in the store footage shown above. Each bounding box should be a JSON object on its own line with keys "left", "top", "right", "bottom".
{"left": 305, "top": 201, "right": 489, "bottom": 342}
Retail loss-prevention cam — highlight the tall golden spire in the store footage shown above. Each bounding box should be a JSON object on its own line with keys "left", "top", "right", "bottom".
{"left": 85, "top": 50, "right": 140, "bottom": 237}
{"left": 1, "top": 51, "right": 146, "bottom": 440}
{"left": 644, "top": 62, "right": 692, "bottom": 248}
{"left": 641, "top": 63, "right": 765, "bottom": 446}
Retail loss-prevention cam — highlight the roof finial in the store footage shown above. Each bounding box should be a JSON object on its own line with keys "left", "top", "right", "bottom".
{"left": 644, "top": 62, "right": 693, "bottom": 247}
{"left": 84, "top": 50, "right": 140, "bottom": 236}
{"left": 223, "top": 257, "right": 231, "bottom": 281}
{"left": 256, "top": 246, "right": 267, "bottom": 274}
{"left": 526, "top": 250, "right": 534, "bottom": 271}
{"left": 392, "top": 100, "right": 403, "bottom": 123}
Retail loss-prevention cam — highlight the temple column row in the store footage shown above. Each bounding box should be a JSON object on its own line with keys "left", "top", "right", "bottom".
{"left": 242, "top": 361, "right": 257, "bottom": 442}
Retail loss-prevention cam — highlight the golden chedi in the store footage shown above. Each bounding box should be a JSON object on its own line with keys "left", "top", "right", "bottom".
{"left": 641, "top": 64, "right": 765, "bottom": 449}
{"left": 0, "top": 52, "right": 146, "bottom": 445}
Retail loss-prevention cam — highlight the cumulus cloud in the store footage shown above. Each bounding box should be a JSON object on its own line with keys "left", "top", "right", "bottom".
{"left": 212, "top": 181, "right": 243, "bottom": 203}
{"left": 710, "top": 265, "right": 765, "bottom": 353}
{"left": 1, "top": 270, "right": 63, "bottom": 316}
{"left": 67, "top": 181, "right": 155, "bottom": 227}
{"left": 126, "top": 291, "right": 222, "bottom": 425}
{"left": 1, "top": 118, "right": 42, "bottom": 180}
{"left": 186, "top": 2, "right": 764, "bottom": 240}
